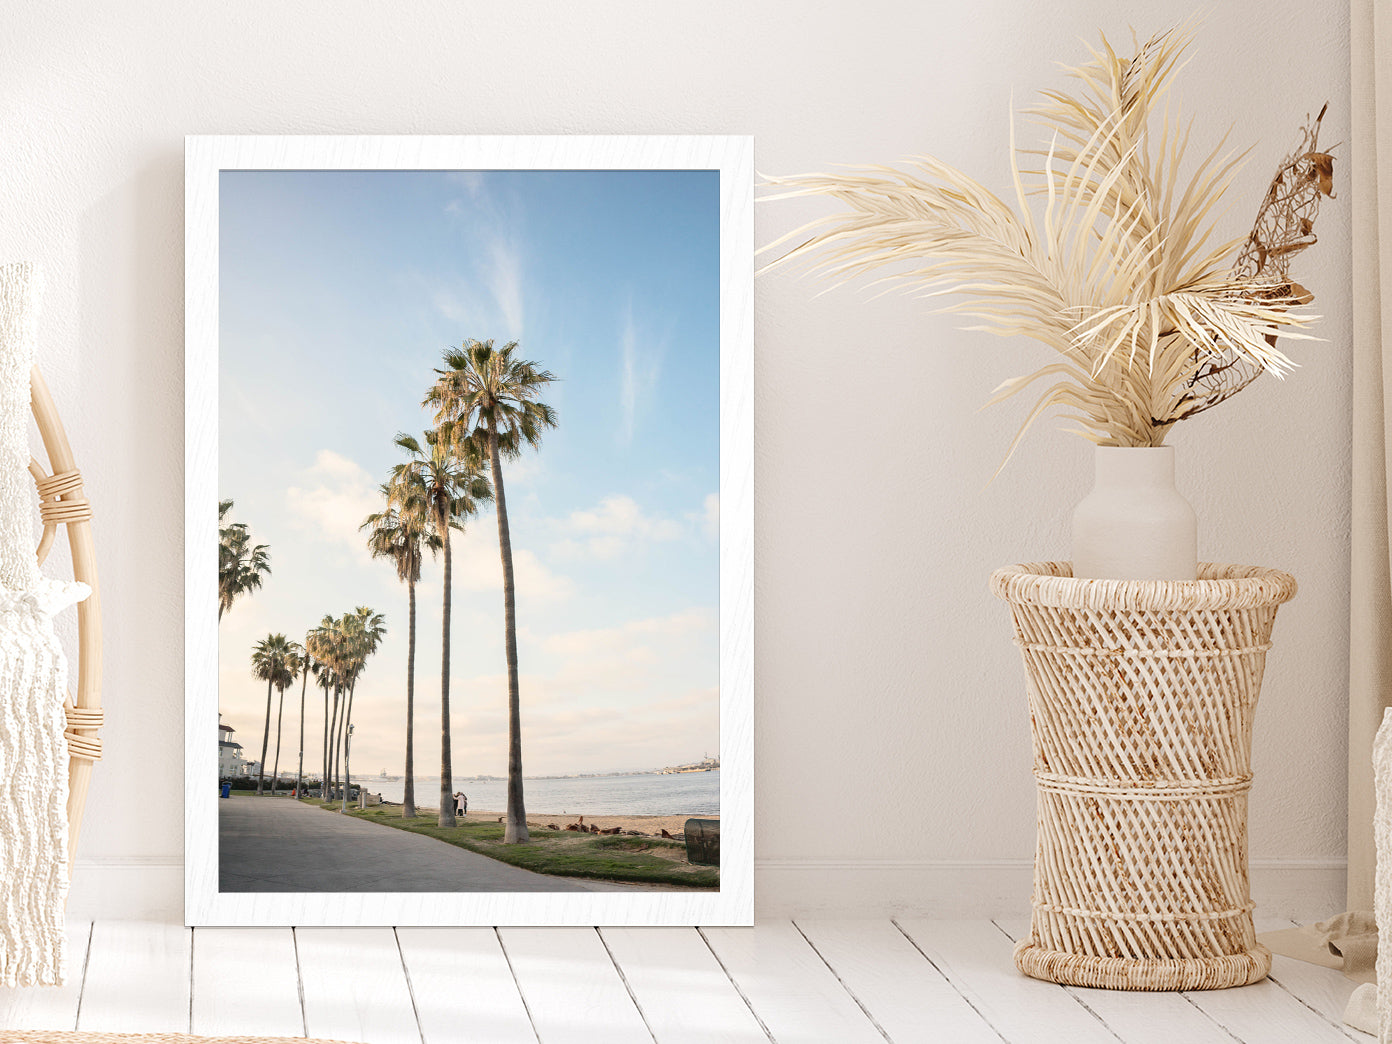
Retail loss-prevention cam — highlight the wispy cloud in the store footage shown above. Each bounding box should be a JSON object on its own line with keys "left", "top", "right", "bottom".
{"left": 416, "top": 248, "right": 523, "bottom": 342}
{"left": 438, "top": 174, "right": 527, "bottom": 340}
{"left": 621, "top": 306, "right": 637, "bottom": 443}
{"left": 542, "top": 608, "right": 714, "bottom": 664}
{"left": 619, "top": 301, "right": 665, "bottom": 446}
{"left": 550, "top": 494, "right": 684, "bottom": 560}
{"left": 699, "top": 493, "right": 718, "bottom": 540}
{"left": 444, "top": 171, "right": 487, "bottom": 200}
{"left": 284, "top": 450, "right": 381, "bottom": 561}
{"left": 487, "top": 236, "right": 524, "bottom": 341}
{"left": 429, "top": 281, "right": 473, "bottom": 325}
{"left": 449, "top": 524, "right": 574, "bottom": 603}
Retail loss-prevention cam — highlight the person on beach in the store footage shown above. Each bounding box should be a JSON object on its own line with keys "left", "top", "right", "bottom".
{"left": 453, "top": 791, "right": 467, "bottom": 817}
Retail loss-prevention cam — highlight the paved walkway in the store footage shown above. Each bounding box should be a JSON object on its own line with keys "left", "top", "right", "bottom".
{"left": 219, "top": 794, "right": 636, "bottom": 893}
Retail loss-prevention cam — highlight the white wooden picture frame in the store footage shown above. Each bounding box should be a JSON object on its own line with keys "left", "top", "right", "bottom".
{"left": 185, "top": 135, "right": 753, "bottom": 926}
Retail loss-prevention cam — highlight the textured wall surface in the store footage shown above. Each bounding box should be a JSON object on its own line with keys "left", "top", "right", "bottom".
{"left": 0, "top": 0, "right": 1352, "bottom": 916}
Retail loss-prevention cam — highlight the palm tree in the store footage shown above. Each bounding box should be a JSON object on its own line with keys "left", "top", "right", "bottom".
{"left": 219, "top": 499, "right": 270, "bottom": 620}
{"left": 391, "top": 429, "right": 493, "bottom": 827}
{"left": 294, "top": 644, "right": 314, "bottom": 799}
{"left": 362, "top": 489, "right": 440, "bottom": 818}
{"left": 324, "top": 622, "right": 351, "bottom": 800}
{"left": 338, "top": 606, "right": 387, "bottom": 810}
{"left": 250, "top": 634, "right": 295, "bottom": 796}
{"left": 305, "top": 610, "right": 386, "bottom": 805}
{"left": 306, "top": 616, "right": 343, "bottom": 800}
{"left": 269, "top": 641, "right": 304, "bottom": 796}
{"left": 311, "top": 657, "right": 336, "bottom": 800}
{"left": 426, "top": 339, "right": 556, "bottom": 843}
{"left": 325, "top": 615, "right": 352, "bottom": 800}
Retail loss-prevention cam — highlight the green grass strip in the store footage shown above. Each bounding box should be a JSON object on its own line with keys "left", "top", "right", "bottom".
{"left": 300, "top": 799, "right": 719, "bottom": 888}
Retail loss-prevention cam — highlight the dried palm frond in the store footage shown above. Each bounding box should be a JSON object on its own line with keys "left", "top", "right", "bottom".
{"left": 761, "top": 26, "right": 1330, "bottom": 458}
{"left": 1180, "top": 104, "right": 1336, "bottom": 418}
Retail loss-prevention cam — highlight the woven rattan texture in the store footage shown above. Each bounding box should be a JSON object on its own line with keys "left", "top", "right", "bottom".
{"left": 991, "top": 562, "right": 1297, "bottom": 991}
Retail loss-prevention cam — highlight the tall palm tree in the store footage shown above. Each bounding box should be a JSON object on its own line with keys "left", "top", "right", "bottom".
{"left": 305, "top": 610, "right": 386, "bottom": 805}
{"left": 362, "top": 489, "right": 440, "bottom": 819}
{"left": 269, "top": 641, "right": 304, "bottom": 795}
{"left": 250, "top": 634, "right": 295, "bottom": 796}
{"left": 294, "top": 644, "right": 314, "bottom": 799}
{"left": 311, "top": 657, "right": 336, "bottom": 800}
{"left": 219, "top": 499, "right": 270, "bottom": 620}
{"left": 306, "top": 616, "right": 343, "bottom": 800}
{"left": 324, "top": 623, "right": 351, "bottom": 799}
{"left": 426, "top": 339, "right": 556, "bottom": 843}
{"left": 391, "top": 429, "right": 492, "bottom": 827}
{"left": 326, "top": 615, "right": 354, "bottom": 800}
{"left": 338, "top": 606, "right": 386, "bottom": 810}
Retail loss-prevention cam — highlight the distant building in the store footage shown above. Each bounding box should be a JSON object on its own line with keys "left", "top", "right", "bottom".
{"left": 219, "top": 714, "right": 250, "bottom": 777}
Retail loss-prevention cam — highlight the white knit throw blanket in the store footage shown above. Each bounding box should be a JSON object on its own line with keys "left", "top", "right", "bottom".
{"left": 0, "top": 262, "right": 88, "bottom": 987}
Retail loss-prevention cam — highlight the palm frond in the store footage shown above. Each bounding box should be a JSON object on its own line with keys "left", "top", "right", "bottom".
{"left": 761, "top": 24, "right": 1329, "bottom": 451}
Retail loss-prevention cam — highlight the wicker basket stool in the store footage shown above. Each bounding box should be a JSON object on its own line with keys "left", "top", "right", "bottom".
{"left": 990, "top": 562, "right": 1297, "bottom": 991}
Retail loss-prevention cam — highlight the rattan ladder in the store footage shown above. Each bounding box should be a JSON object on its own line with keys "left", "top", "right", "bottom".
{"left": 28, "top": 365, "right": 102, "bottom": 877}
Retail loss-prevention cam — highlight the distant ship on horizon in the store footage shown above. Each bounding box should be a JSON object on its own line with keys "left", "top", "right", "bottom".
{"left": 661, "top": 755, "right": 720, "bottom": 775}
{"left": 376, "top": 768, "right": 403, "bottom": 781}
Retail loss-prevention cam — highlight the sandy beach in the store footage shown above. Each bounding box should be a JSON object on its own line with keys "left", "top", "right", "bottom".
{"left": 396, "top": 805, "right": 713, "bottom": 837}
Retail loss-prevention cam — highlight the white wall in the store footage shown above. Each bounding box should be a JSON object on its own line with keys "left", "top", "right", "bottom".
{"left": 2, "top": 0, "right": 1352, "bottom": 920}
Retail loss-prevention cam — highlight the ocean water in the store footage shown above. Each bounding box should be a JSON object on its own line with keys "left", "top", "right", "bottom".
{"left": 357, "top": 770, "right": 719, "bottom": 816}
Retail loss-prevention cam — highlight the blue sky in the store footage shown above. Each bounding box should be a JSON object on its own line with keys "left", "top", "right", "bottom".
{"left": 217, "top": 169, "right": 719, "bottom": 784}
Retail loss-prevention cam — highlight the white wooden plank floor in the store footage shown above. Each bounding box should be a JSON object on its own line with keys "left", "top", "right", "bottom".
{"left": 0, "top": 920, "right": 1371, "bottom": 1043}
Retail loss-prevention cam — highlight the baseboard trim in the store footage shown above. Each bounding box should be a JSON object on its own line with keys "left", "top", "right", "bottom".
{"left": 68, "top": 858, "right": 183, "bottom": 922}
{"left": 65, "top": 857, "right": 1349, "bottom": 923}
{"left": 753, "top": 858, "right": 1349, "bottom": 921}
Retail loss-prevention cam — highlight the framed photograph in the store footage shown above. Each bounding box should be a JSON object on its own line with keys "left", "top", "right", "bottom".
{"left": 185, "top": 136, "right": 752, "bottom": 926}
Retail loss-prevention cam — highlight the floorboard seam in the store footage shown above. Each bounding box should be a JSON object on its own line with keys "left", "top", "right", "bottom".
{"left": 695, "top": 928, "right": 775, "bottom": 1043}
{"left": 989, "top": 919, "right": 1125, "bottom": 1043}
{"left": 186, "top": 927, "right": 195, "bottom": 1035}
{"left": 71, "top": 921, "right": 95, "bottom": 1033}
{"left": 493, "top": 928, "right": 542, "bottom": 1043}
{"left": 1264, "top": 972, "right": 1364, "bottom": 1042}
{"left": 595, "top": 928, "right": 657, "bottom": 1044}
{"left": 1177, "top": 992, "right": 1245, "bottom": 1043}
{"left": 391, "top": 928, "right": 427, "bottom": 1044}
{"left": 889, "top": 920, "right": 1008, "bottom": 1044}
{"left": 789, "top": 921, "right": 892, "bottom": 1042}
{"left": 292, "top": 928, "right": 308, "bottom": 1040}
{"left": 1262, "top": 912, "right": 1346, "bottom": 1039}
{"left": 1059, "top": 990, "right": 1124, "bottom": 1044}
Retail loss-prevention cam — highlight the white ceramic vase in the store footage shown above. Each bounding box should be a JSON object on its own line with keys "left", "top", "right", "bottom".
{"left": 1071, "top": 445, "right": 1198, "bottom": 581}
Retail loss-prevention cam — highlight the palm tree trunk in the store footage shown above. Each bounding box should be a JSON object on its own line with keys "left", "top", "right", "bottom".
{"left": 403, "top": 577, "right": 417, "bottom": 818}
{"left": 491, "top": 423, "right": 529, "bottom": 844}
{"left": 257, "top": 678, "right": 273, "bottom": 796}
{"left": 342, "top": 683, "right": 356, "bottom": 811}
{"left": 271, "top": 684, "right": 285, "bottom": 795}
{"left": 333, "top": 689, "right": 345, "bottom": 800}
{"left": 337, "top": 686, "right": 348, "bottom": 797}
{"left": 320, "top": 683, "right": 330, "bottom": 800}
{"left": 438, "top": 515, "right": 455, "bottom": 828}
{"left": 296, "top": 666, "right": 308, "bottom": 799}
{"left": 328, "top": 686, "right": 342, "bottom": 799}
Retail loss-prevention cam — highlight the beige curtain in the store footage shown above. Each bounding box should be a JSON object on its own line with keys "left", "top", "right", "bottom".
{"left": 1348, "top": 0, "right": 1392, "bottom": 912}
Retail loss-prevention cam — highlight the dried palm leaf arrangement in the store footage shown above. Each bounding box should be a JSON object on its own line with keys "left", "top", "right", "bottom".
{"left": 762, "top": 26, "right": 1335, "bottom": 461}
